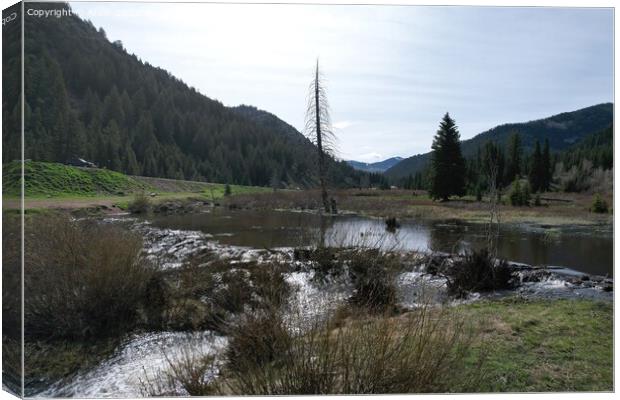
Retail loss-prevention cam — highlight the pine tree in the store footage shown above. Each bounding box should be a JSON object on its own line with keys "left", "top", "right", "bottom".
{"left": 429, "top": 113, "right": 466, "bottom": 201}
{"left": 506, "top": 132, "right": 522, "bottom": 184}
{"left": 529, "top": 140, "right": 543, "bottom": 192}
{"left": 542, "top": 138, "right": 551, "bottom": 192}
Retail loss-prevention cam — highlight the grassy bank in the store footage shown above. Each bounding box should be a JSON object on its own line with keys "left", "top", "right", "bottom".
{"left": 2, "top": 161, "right": 271, "bottom": 211}
{"left": 224, "top": 189, "right": 612, "bottom": 227}
{"left": 460, "top": 297, "right": 613, "bottom": 392}
{"left": 3, "top": 161, "right": 150, "bottom": 197}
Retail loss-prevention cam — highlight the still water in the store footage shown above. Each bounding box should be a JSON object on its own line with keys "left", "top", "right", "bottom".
{"left": 149, "top": 209, "right": 613, "bottom": 277}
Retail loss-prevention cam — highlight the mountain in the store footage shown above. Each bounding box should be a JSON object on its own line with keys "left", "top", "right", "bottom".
{"left": 347, "top": 157, "right": 404, "bottom": 173}
{"left": 4, "top": 3, "right": 361, "bottom": 188}
{"left": 385, "top": 103, "right": 614, "bottom": 180}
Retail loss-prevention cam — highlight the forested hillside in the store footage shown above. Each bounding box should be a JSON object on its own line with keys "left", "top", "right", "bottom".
{"left": 5, "top": 3, "right": 361, "bottom": 188}
{"left": 558, "top": 124, "right": 613, "bottom": 171}
{"left": 386, "top": 103, "right": 614, "bottom": 180}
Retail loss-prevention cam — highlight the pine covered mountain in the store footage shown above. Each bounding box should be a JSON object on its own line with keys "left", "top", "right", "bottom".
{"left": 558, "top": 124, "right": 613, "bottom": 171}
{"left": 4, "top": 3, "right": 361, "bottom": 188}
{"left": 385, "top": 103, "right": 614, "bottom": 180}
{"left": 346, "top": 157, "right": 403, "bottom": 173}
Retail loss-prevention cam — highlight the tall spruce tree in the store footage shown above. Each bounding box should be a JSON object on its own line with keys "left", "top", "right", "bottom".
{"left": 529, "top": 140, "right": 543, "bottom": 192}
{"left": 429, "top": 113, "right": 466, "bottom": 201}
{"left": 506, "top": 132, "right": 522, "bottom": 184}
{"left": 542, "top": 138, "right": 551, "bottom": 191}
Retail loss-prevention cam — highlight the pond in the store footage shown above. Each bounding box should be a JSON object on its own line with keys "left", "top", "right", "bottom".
{"left": 149, "top": 209, "right": 613, "bottom": 277}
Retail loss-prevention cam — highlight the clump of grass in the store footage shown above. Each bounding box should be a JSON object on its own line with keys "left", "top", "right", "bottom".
{"left": 140, "top": 345, "right": 221, "bottom": 396}
{"left": 442, "top": 248, "right": 516, "bottom": 298}
{"left": 128, "top": 192, "right": 151, "bottom": 214}
{"left": 24, "top": 214, "right": 156, "bottom": 340}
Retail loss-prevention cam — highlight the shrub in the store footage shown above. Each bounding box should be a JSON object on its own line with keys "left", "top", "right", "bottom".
{"left": 509, "top": 180, "right": 530, "bottom": 206}
{"left": 347, "top": 249, "right": 400, "bottom": 312}
{"left": 591, "top": 194, "right": 609, "bottom": 214}
{"left": 24, "top": 215, "right": 155, "bottom": 340}
{"left": 221, "top": 303, "right": 481, "bottom": 395}
{"left": 128, "top": 192, "right": 151, "bottom": 214}
{"left": 534, "top": 194, "right": 541, "bottom": 206}
{"left": 224, "top": 184, "right": 232, "bottom": 196}
{"left": 140, "top": 345, "right": 220, "bottom": 396}
{"left": 307, "top": 246, "right": 342, "bottom": 282}
{"left": 224, "top": 309, "right": 291, "bottom": 373}
{"left": 442, "top": 248, "right": 516, "bottom": 298}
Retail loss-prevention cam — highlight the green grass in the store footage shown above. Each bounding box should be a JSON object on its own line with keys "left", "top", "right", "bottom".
{"left": 459, "top": 298, "right": 612, "bottom": 392}
{"left": 3, "top": 161, "right": 150, "bottom": 197}
{"left": 3, "top": 161, "right": 272, "bottom": 209}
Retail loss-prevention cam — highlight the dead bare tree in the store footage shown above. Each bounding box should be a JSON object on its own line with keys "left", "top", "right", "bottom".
{"left": 305, "top": 59, "right": 336, "bottom": 213}
{"left": 485, "top": 155, "right": 501, "bottom": 259}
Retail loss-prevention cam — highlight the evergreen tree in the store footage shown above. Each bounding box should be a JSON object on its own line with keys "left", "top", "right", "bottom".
{"left": 505, "top": 132, "right": 522, "bottom": 184}
{"left": 542, "top": 138, "right": 551, "bottom": 191}
{"left": 529, "top": 140, "right": 543, "bottom": 192}
{"left": 429, "top": 113, "right": 466, "bottom": 201}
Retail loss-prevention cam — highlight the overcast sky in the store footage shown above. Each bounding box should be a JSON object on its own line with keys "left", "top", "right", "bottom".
{"left": 69, "top": 2, "right": 613, "bottom": 162}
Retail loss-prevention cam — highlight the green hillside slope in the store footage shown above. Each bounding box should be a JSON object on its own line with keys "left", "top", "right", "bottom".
{"left": 3, "top": 161, "right": 149, "bottom": 197}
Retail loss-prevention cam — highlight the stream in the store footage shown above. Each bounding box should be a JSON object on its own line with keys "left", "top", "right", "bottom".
{"left": 37, "top": 209, "right": 613, "bottom": 397}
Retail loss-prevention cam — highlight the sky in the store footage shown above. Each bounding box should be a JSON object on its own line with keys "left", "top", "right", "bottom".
{"left": 69, "top": 2, "right": 614, "bottom": 162}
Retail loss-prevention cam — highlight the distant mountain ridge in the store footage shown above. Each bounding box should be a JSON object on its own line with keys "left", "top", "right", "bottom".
{"left": 385, "top": 103, "right": 614, "bottom": 180}
{"left": 347, "top": 157, "right": 404, "bottom": 173}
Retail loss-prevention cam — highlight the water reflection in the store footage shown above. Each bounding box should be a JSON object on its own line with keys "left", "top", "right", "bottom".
{"left": 149, "top": 210, "right": 613, "bottom": 277}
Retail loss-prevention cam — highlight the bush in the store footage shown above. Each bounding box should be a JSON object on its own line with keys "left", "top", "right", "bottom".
{"left": 347, "top": 249, "right": 400, "bottom": 312}
{"left": 509, "top": 180, "right": 530, "bottom": 206}
{"left": 221, "top": 304, "right": 481, "bottom": 394}
{"left": 224, "top": 309, "right": 291, "bottom": 373}
{"left": 442, "top": 248, "right": 516, "bottom": 298}
{"left": 305, "top": 246, "right": 342, "bottom": 282}
{"left": 591, "top": 194, "right": 609, "bottom": 214}
{"left": 24, "top": 215, "right": 155, "bottom": 340}
{"left": 224, "top": 184, "right": 232, "bottom": 196}
{"left": 128, "top": 192, "right": 151, "bottom": 213}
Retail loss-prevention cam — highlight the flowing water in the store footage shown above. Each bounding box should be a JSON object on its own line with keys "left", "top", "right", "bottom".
{"left": 37, "top": 210, "right": 612, "bottom": 397}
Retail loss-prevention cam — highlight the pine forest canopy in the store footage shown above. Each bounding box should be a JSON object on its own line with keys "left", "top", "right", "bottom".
{"left": 2, "top": 3, "right": 365, "bottom": 189}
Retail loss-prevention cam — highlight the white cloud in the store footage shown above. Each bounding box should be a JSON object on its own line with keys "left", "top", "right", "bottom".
{"left": 355, "top": 152, "right": 384, "bottom": 162}
{"left": 69, "top": 3, "right": 613, "bottom": 160}
{"left": 333, "top": 120, "right": 356, "bottom": 130}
